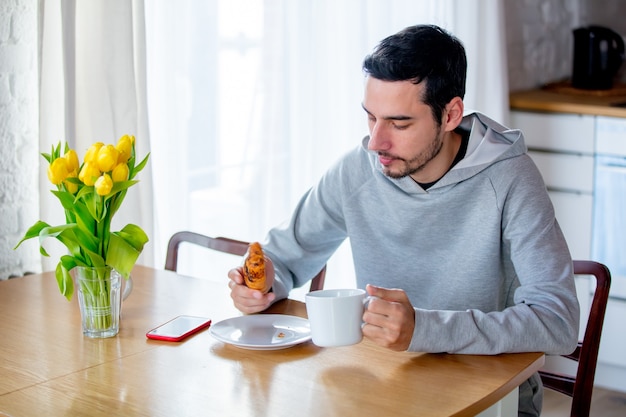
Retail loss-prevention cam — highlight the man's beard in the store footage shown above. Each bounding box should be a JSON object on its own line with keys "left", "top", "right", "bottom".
{"left": 381, "top": 127, "right": 444, "bottom": 179}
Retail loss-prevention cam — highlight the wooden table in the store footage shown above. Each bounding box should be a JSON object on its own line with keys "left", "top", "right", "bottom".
{"left": 0, "top": 266, "right": 544, "bottom": 417}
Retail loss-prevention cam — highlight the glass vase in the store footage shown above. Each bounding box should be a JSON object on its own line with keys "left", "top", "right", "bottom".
{"left": 74, "top": 266, "right": 122, "bottom": 338}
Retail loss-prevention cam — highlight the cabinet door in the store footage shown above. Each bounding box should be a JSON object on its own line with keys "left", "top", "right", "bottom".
{"left": 510, "top": 111, "right": 595, "bottom": 154}
{"left": 596, "top": 116, "right": 626, "bottom": 156}
{"left": 526, "top": 150, "right": 593, "bottom": 259}
{"left": 529, "top": 151, "right": 594, "bottom": 193}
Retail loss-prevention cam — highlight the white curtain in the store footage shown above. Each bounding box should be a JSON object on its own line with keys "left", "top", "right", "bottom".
{"left": 39, "top": 0, "right": 507, "bottom": 290}
{"left": 39, "top": 0, "right": 154, "bottom": 271}
{"left": 454, "top": 0, "right": 509, "bottom": 123}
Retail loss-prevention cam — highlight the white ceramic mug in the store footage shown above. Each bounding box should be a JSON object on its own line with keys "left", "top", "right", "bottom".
{"left": 305, "top": 288, "right": 367, "bottom": 347}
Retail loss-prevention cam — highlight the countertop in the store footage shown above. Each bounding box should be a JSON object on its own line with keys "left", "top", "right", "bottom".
{"left": 509, "top": 81, "right": 626, "bottom": 118}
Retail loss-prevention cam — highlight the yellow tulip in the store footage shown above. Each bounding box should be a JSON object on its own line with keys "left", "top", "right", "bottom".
{"left": 111, "top": 163, "right": 129, "bottom": 182}
{"left": 84, "top": 142, "right": 104, "bottom": 163}
{"left": 78, "top": 162, "right": 101, "bottom": 186}
{"left": 96, "top": 144, "right": 119, "bottom": 172}
{"left": 64, "top": 173, "right": 79, "bottom": 194}
{"left": 47, "top": 158, "right": 69, "bottom": 185}
{"left": 94, "top": 174, "right": 113, "bottom": 196}
{"left": 64, "top": 149, "right": 79, "bottom": 173}
{"left": 116, "top": 135, "right": 133, "bottom": 163}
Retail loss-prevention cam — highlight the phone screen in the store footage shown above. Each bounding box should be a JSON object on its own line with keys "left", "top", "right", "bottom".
{"left": 146, "top": 315, "right": 212, "bottom": 342}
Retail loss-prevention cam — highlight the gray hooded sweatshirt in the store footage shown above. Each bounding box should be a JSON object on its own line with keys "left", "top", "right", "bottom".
{"left": 262, "top": 112, "right": 580, "bottom": 416}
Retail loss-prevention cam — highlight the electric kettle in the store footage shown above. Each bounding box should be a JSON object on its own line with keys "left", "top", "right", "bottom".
{"left": 572, "top": 25, "right": 625, "bottom": 90}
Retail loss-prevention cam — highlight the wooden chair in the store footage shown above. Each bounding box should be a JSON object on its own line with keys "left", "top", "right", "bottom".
{"left": 165, "top": 231, "right": 326, "bottom": 291}
{"left": 539, "top": 260, "right": 611, "bottom": 417}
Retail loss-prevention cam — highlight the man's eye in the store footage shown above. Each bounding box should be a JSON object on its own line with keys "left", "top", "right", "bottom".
{"left": 393, "top": 123, "right": 409, "bottom": 130}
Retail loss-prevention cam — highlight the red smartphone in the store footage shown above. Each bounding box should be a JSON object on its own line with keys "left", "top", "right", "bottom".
{"left": 146, "top": 315, "right": 212, "bottom": 342}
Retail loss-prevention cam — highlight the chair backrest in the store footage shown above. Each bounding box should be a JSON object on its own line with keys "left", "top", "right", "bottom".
{"left": 165, "top": 231, "right": 326, "bottom": 292}
{"left": 539, "top": 260, "right": 611, "bottom": 417}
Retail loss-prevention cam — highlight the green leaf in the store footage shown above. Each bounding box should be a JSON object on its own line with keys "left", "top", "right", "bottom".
{"left": 80, "top": 191, "right": 105, "bottom": 222}
{"left": 50, "top": 190, "right": 81, "bottom": 224}
{"left": 14, "top": 220, "right": 51, "bottom": 249}
{"left": 60, "top": 255, "right": 80, "bottom": 271}
{"left": 129, "top": 153, "right": 150, "bottom": 180}
{"left": 51, "top": 189, "right": 77, "bottom": 210}
{"left": 73, "top": 205, "right": 97, "bottom": 240}
{"left": 65, "top": 176, "right": 82, "bottom": 185}
{"left": 104, "top": 181, "right": 138, "bottom": 218}
{"left": 38, "top": 224, "right": 86, "bottom": 262}
{"left": 50, "top": 142, "right": 62, "bottom": 160}
{"left": 84, "top": 249, "right": 106, "bottom": 268}
{"left": 106, "top": 225, "right": 149, "bottom": 279}
{"left": 74, "top": 183, "right": 94, "bottom": 202}
{"left": 119, "top": 224, "right": 149, "bottom": 250}
{"left": 55, "top": 262, "right": 74, "bottom": 300}
{"left": 109, "top": 180, "right": 139, "bottom": 196}
{"left": 106, "top": 180, "right": 139, "bottom": 206}
{"left": 71, "top": 225, "right": 99, "bottom": 254}
{"left": 108, "top": 191, "right": 127, "bottom": 218}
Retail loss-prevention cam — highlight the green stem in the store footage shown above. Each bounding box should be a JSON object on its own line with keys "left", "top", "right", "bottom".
{"left": 78, "top": 267, "right": 114, "bottom": 332}
{"left": 95, "top": 193, "right": 112, "bottom": 265}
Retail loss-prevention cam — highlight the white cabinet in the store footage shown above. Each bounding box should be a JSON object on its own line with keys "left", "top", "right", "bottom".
{"left": 511, "top": 111, "right": 595, "bottom": 262}
{"left": 511, "top": 110, "right": 626, "bottom": 392}
{"left": 527, "top": 151, "right": 594, "bottom": 192}
{"left": 591, "top": 117, "right": 626, "bottom": 390}
{"left": 596, "top": 115, "right": 626, "bottom": 156}
{"left": 512, "top": 111, "right": 595, "bottom": 153}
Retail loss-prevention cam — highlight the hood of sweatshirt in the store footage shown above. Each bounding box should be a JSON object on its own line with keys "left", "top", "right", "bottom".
{"left": 362, "top": 111, "right": 527, "bottom": 194}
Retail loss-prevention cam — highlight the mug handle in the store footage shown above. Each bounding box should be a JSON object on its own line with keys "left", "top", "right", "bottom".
{"left": 361, "top": 295, "right": 378, "bottom": 328}
{"left": 363, "top": 295, "right": 376, "bottom": 310}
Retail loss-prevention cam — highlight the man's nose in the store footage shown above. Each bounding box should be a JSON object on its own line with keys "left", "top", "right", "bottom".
{"left": 368, "top": 123, "right": 389, "bottom": 151}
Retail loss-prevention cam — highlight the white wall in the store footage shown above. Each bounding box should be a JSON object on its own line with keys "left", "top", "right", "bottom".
{"left": 0, "top": 0, "right": 40, "bottom": 279}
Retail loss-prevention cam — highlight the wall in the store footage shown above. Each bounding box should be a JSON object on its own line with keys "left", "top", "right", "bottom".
{"left": 505, "top": 0, "right": 580, "bottom": 91}
{"left": 582, "top": 0, "right": 626, "bottom": 37}
{"left": 3, "top": 0, "right": 626, "bottom": 278}
{"left": 0, "top": 0, "right": 40, "bottom": 279}
{"left": 505, "top": 0, "right": 626, "bottom": 92}
{"left": 583, "top": 0, "right": 626, "bottom": 84}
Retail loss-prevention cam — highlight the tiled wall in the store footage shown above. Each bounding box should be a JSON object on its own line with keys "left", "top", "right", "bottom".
{"left": 505, "top": 0, "right": 626, "bottom": 91}
{"left": 583, "top": 0, "right": 626, "bottom": 84}
{"left": 0, "top": 0, "right": 39, "bottom": 279}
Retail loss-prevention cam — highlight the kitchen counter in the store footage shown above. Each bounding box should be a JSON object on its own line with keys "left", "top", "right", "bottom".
{"left": 510, "top": 81, "right": 626, "bottom": 118}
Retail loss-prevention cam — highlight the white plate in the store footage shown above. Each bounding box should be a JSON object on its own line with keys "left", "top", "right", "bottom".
{"left": 209, "top": 314, "right": 311, "bottom": 350}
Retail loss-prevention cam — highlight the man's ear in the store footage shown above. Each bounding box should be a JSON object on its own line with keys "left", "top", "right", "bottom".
{"left": 443, "top": 97, "right": 464, "bottom": 132}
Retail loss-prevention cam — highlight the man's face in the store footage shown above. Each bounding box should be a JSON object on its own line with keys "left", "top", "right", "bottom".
{"left": 362, "top": 76, "right": 446, "bottom": 183}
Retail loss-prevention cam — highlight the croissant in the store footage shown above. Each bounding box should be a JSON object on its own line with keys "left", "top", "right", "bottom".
{"left": 243, "top": 242, "right": 266, "bottom": 291}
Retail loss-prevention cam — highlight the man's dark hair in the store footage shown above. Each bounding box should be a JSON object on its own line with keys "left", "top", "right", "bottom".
{"left": 362, "top": 24, "right": 467, "bottom": 125}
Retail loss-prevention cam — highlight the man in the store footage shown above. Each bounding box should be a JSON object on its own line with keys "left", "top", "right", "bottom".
{"left": 228, "top": 24, "right": 579, "bottom": 416}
